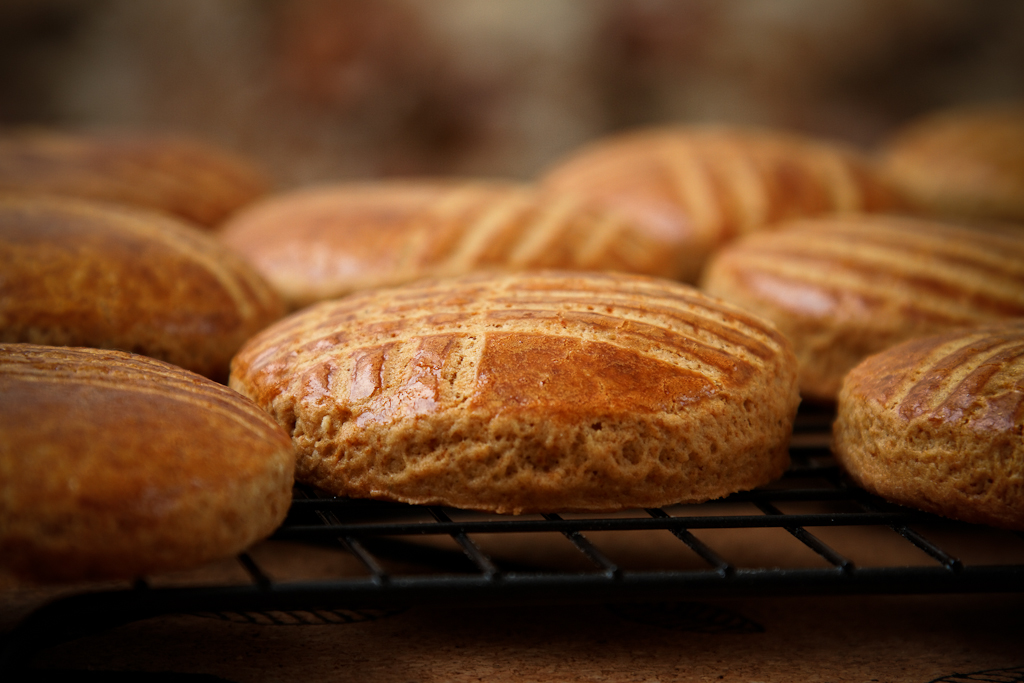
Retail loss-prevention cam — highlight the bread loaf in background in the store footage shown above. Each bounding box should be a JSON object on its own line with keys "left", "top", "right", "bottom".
{"left": 700, "top": 214, "right": 1024, "bottom": 402}
{"left": 833, "top": 322, "right": 1024, "bottom": 530}
{"left": 0, "top": 344, "right": 296, "bottom": 583}
{"left": 0, "top": 130, "right": 270, "bottom": 228}
{"left": 880, "top": 102, "right": 1024, "bottom": 225}
{"left": 0, "top": 195, "right": 285, "bottom": 381}
{"left": 218, "top": 179, "right": 692, "bottom": 309}
{"left": 230, "top": 270, "right": 800, "bottom": 515}
{"left": 541, "top": 125, "right": 906, "bottom": 283}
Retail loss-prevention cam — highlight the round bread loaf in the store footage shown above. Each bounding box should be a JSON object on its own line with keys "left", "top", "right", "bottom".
{"left": 833, "top": 322, "right": 1024, "bottom": 530}
{"left": 880, "top": 103, "right": 1024, "bottom": 224}
{"left": 700, "top": 214, "right": 1024, "bottom": 402}
{"left": 0, "top": 344, "right": 296, "bottom": 583}
{"left": 0, "top": 129, "right": 269, "bottom": 228}
{"left": 218, "top": 179, "right": 690, "bottom": 309}
{"left": 230, "top": 270, "right": 801, "bottom": 514}
{"left": 0, "top": 195, "right": 285, "bottom": 380}
{"left": 541, "top": 125, "right": 905, "bottom": 282}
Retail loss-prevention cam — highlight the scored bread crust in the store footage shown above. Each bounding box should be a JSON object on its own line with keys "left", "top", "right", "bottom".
{"left": 0, "top": 130, "right": 270, "bottom": 227}
{"left": 541, "top": 125, "right": 905, "bottom": 282}
{"left": 880, "top": 103, "right": 1024, "bottom": 224}
{"left": 0, "top": 195, "right": 285, "bottom": 380}
{"left": 218, "top": 179, "right": 691, "bottom": 309}
{"left": 0, "top": 344, "right": 296, "bottom": 583}
{"left": 700, "top": 214, "right": 1024, "bottom": 402}
{"left": 230, "top": 270, "right": 801, "bottom": 514}
{"left": 833, "top": 322, "right": 1024, "bottom": 530}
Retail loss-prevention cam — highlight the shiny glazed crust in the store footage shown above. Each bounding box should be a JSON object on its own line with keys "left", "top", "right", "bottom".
{"left": 881, "top": 103, "right": 1024, "bottom": 223}
{"left": 230, "top": 270, "right": 800, "bottom": 514}
{"left": 700, "top": 215, "right": 1024, "bottom": 402}
{"left": 0, "top": 130, "right": 270, "bottom": 227}
{"left": 833, "top": 322, "right": 1024, "bottom": 530}
{"left": 541, "top": 125, "right": 904, "bottom": 282}
{"left": 218, "top": 180, "right": 691, "bottom": 308}
{"left": 0, "top": 344, "right": 296, "bottom": 583}
{"left": 0, "top": 195, "right": 285, "bottom": 380}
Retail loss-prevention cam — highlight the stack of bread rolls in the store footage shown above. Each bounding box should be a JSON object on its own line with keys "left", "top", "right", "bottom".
{"left": 219, "top": 124, "right": 908, "bottom": 515}
{"left": 5, "top": 101, "right": 1022, "bottom": 588}
{"left": 219, "top": 111, "right": 1021, "bottom": 530}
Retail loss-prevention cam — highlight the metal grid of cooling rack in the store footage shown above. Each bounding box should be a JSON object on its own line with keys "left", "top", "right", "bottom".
{"left": 3, "top": 408, "right": 1024, "bottom": 669}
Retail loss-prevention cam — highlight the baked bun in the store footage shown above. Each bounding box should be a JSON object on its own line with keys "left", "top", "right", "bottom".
{"left": 230, "top": 270, "right": 800, "bottom": 514}
{"left": 218, "top": 179, "right": 690, "bottom": 309}
{"left": 541, "top": 125, "right": 904, "bottom": 282}
{"left": 700, "top": 214, "right": 1024, "bottom": 402}
{"left": 0, "top": 195, "right": 285, "bottom": 380}
{"left": 0, "top": 344, "right": 295, "bottom": 583}
{"left": 0, "top": 129, "right": 269, "bottom": 227}
{"left": 833, "top": 322, "right": 1024, "bottom": 530}
{"left": 880, "top": 103, "right": 1024, "bottom": 224}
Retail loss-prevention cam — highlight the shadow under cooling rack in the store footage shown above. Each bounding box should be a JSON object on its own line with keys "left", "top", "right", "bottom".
{"left": 3, "top": 406, "right": 1024, "bottom": 668}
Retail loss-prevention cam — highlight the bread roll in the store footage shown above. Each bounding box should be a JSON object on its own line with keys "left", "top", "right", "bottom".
{"left": 700, "top": 214, "right": 1024, "bottom": 402}
{"left": 218, "top": 179, "right": 691, "bottom": 309}
{"left": 880, "top": 103, "right": 1024, "bottom": 224}
{"left": 0, "top": 129, "right": 269, "bottom": 227}
{"left": 833, "top": 322, "right": 1024, "bottom": 530}
{"left": 0, "top": 344, "right": 295, "bottom": 583}
{"left": 541, "top": 125, "right": 905, "bottom": 282}
{"left": 230, "top": 270, "right": 800, "bottom": 514}
{"left": 0, "top": 195, "right": 285, "bottom": 380}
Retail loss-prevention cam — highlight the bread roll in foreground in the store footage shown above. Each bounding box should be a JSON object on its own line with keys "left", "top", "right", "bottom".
{"left": 542, "top": 125, "right": 904, "bottom": 282}
{"left": 701, "top": 215, "right": 1024, "bottom": 402}
{"left": 230, "top": 270, "right": 801, "bottom": 514}
{"left": 0, "top": 195, "right": 285, "bottom": 380}
{"left": 833, "top": 322, "right": 1024, "bottom": 530}
{"left": 0, "top": 344, "right": 296, "bottom": 583}
{"left": 0, "top": 129, "right": 269, "bottom": 227}
{"left": 880, "top": 102, "right": 1024, "bottom": 224}
{"left": 218, "top": 180, "right": 690, "bottom": 309}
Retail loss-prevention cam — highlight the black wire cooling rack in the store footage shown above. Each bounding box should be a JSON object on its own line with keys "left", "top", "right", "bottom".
{"left": 3, "top": 406, "right": 1024, "bottom": 669}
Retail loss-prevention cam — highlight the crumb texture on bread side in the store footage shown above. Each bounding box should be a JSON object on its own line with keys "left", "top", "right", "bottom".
{"left": 833, "top": 322, "right": 1024, "bottom": 530}
{"left": 231, "top": 270, "right": 800, "bottom": 514}
{"left": 0, "top": 344, "right": 295, "bottom": 583}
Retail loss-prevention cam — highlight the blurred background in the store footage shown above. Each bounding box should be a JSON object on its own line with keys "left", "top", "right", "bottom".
{"left": 1, "top": 0, "right": 1022, "bottom": 187}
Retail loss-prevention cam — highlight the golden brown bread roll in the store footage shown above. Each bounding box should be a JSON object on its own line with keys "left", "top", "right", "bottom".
{"left": 0, "top": 195, "right": 285, "bottom": 380}
{"left": 541, "top": 125, "right": 905, "bottom": 282}
{"left": 833, "top": 322, "right": 1024, "bottom": 530}
{"left": 0, "top": 129, "right": 270, "bottom": 227}
{"left": 700, "top": 214, "right": 1024, "bottom": 402}
{"left": 230, "top": 270, "right": 800, "bottom": 514}
{"left": 218, "top": 179, "right": 691, "bottom": 309}
{"left": 880, "top": 103, "right": 1024, "bottom": 224}
{"left": 0, "top": 344, "right": 296, "bottom": 583}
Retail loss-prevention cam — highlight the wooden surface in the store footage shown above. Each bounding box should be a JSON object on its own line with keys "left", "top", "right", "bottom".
{"left": 2, "top": 592, "right": 1023, "bottom": 681}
